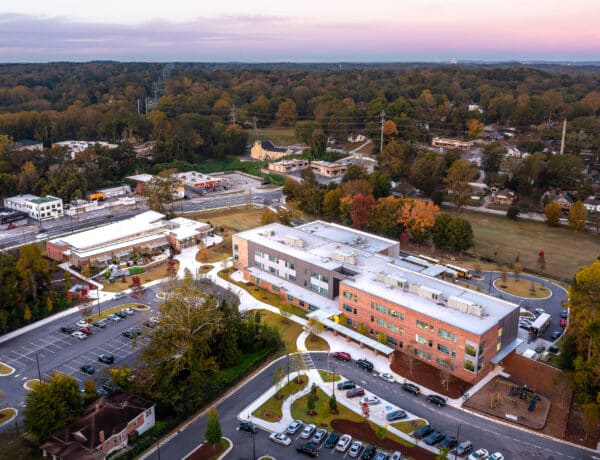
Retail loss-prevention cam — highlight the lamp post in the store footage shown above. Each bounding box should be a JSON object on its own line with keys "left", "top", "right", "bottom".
{"left": 454, "top": 423, "right": 461, "bottom": 460}
{"left": 252, "top": 430, "right": 256, "bottom": 460}
{"left": 287, "top": 353, "right": 290, "bottom": 385}
{"left": 35, "top": 352, "right": 42, "bottom": 382}
{"left": 331, "top": 360, "right": 337, "bottom": 396}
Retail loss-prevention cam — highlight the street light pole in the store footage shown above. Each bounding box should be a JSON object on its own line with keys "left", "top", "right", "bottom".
{"left": 287, "top": 353, "right": 290, "bottom": 385}
{"left": 96, "top": 287, "right": 101, "bottom": 316}
{"left": 252, "top": 430, "right": 256, "bottom": 460}
{"left": 454, "top": 423, "right": 461, "bottom": 460}
{"left": 35, "top": 352, "right": 42, "bottom": 382}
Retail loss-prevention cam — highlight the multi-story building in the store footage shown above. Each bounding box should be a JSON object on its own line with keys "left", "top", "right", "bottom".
{"left": 233, "top": 221, "right": 520, "bottom": 384}
{"left": 250, "top": 140, "right": 293, "bottom": 160}
{"left": 52, "top": 140, "right": 118, "bottom": 159}
{"left": 4, "top": 194, "right": 63, "bottom": 220}
{"left": 268, "top": 159, "right": 311, "bottom": 174}
{"left": 431, "top": 137, "right": 474, "bottom": 150}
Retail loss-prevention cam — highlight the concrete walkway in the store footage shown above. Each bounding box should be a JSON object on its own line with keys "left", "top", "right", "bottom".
{"left": 296, "top": 331, "right": 309, "bottom": 352}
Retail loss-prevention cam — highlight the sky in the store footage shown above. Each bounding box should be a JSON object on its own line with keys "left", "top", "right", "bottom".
{"left": 1, "top": 0, "right": 599, "bottom": 62}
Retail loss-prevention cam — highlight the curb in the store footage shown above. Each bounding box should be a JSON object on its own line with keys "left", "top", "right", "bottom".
{"left": 0, "top": 306, "right": 79, "bottom": 345}
{"left": 0, "top": 408, "right": 18, "bottom": 426}
{"left": 181, "top": 436, "right": 233, "bottom": 460}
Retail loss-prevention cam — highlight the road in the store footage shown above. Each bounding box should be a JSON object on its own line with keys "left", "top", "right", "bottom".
{"left": 144, "top": 353, "right": 593, "bottom": 460}
{"left": 0, "top": 188, "right": 282, "bottom": 249}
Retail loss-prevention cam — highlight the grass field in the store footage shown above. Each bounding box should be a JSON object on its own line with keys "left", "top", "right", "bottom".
{"left": 189, "top": 206, "right": 265, "bottom": 232}
{"left": 246, "top": 127, "right": 297, "bottom": 146}
{"left": 319, "top": 370, "right": 341, "bottom": 382}
{"left": 494, "top": 278, "right": 551, "bottom": 298}
{"left": 253, "top": 375, "right": 309, "bottom": 422}
{"left": 392, "top": 419, "right": 427, "bottom": 433}
{"left": 447, "top": 209, "right": 600, "bottom": 281}
{"left": 305, "top": 334, "right": 330, "bottom": 352}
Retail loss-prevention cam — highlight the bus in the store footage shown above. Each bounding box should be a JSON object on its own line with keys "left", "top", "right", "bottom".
{"left": 417, "top": 254, "right": 440, "bottom": 265}
{"left": 445, "top": 264, "right": 472, "bottom": 279}
{"left": 529, "top": 313, "right": 551, "bottom": 338}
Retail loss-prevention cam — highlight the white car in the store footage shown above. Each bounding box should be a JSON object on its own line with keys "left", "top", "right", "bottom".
{"left": 390, "top": 452, "right": 402, "bottom": 460}
{"left": 379, "top": 372, "right": 395, "bottom": 383}
{"left": 71, "top": 331, "right": 87, "bottom": 340}
{"left": 336, "top": 434, "right": 352, "bottom": 452}
{"left": 487, "top": 453, "right": 504, "bottom": 460}
{"left": 468, "top": 449, "right": 489, "bottom": 460}
{"left": 359, "top": 395, "right": 380, "bottom": 405}
{"left": 300, "top": 423, "right": 316, "bottom": 438}
{"left": 348, "top": 440, "right": 363, "bottom": 457}
{"left": 76, "top": 319, "right": 89, "bottom": 328}
{"left": 311, "top": 428, "right": 327, "bottom": 443}
{"left": 269, "top": 432, "right": 291, "bottom": 446}
{"left": 123, "top": 307, "right": 134, "bottom": 315}
{"left": 113, "top": 292, "right": 126, "bottom": 300}
{"left": 149, "top": 316, "right": 161, "bottom": 323}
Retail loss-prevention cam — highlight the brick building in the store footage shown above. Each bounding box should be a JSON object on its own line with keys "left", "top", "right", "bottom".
{"left": 233, "top": 221, "right": 520, "bottom": 384}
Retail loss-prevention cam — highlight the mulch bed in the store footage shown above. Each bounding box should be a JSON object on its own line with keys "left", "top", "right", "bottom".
{"left": 390, "top": 351, "right": 469, "bottom": 398}
{"left": 185, "top": 441, "right": 227, "bottom": 460}
{"left": 331, "top": 420, "right": 436, "bottom": 460}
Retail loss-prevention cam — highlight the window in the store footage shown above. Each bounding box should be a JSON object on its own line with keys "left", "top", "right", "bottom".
{"left": 254, "top": 249, "right": 263, "bottom": 258}
{"left": 496, "top": 342, "right": 501, "bottom": 352}
{"left": 375, "top": 304, "right": 386, "bottom": 314}
{"left": 376, "top": 318, "right": 385, "bottom": 327}
{"left": 273, "top": 286, "right": 280, "bottom": 293}
{"left": 451, "top": 350, "right": 456, "bottom": 358}
{"left": 388, "top": 308, "right": 399, "bottom": 318}
{"left": 299, "top": 301, "right": 305, "bottom": 307}
{"left": 309, "top": 305, "right": 317, "bottom": 311}
{"left": 269, "top": 267, "right": 277, "bottom": 274}
{"left": 254, "top": 277, "right": 261, "bottom": 285}
{"left": 438, "top": 328, "right": 457, "bottom": 342}
{"left": 286, "top": 274, "right": 296, "bottom": 281}
{"left": 437, "top": 344, "right": 450, "bottom": 354}
{"left": 386, "top": 336, "right": 398, "bottom": 345}
{"left": 370, "top": 315, "right": 374, "bottom": 322}
{"left": 319, "top": 287, "right": 328, "bottom": 295}
{"left": 416, "top": 334, "right": 427, "bottom": 344}
{"left": 285, "top": 262, "right": 295, "bottom": 270}
{"left": 268, "top": 254, "right": 277, "bottom": 262}
{"left": 400, "top": 312, "right": 405, "bottom": 321}
{"left": 233, "top": 244, "right": 238, "bottom": 251}
{"left": 416, "top": 350, "right": 432, "bottom": 361}
{"left": 428, "top": 339, "right": 433, "bottom": 347}
{"left": 436, "top": 358, "right": 449, "bottom": 368}
{"left": 287, "top": 295, "right": 294, "bottom": 302}
{"left": 463, "top": 359, "right": 475, "bottom": 372}
{"left": 498, "top": 327, "right": 503, "bottom": 337}
{"left": 416, "top": 320, "right": 430, "bottom": 331}
{"left": 343, "top": 291, "right": 353, "bottom": 300}
{"left": 311, "top": 272, "right": 328, "bottom": 283}
{"left": 387, "top": 322, "right": 397, "bottom": 332}
{"left": 310, "top": 283, "right": 319, "bottom": 293}
{"left": 465, "top": 343, "right": 477, "bottom": 357}
{"left": 343, "top": 304, "right": 354, "bottom": 313}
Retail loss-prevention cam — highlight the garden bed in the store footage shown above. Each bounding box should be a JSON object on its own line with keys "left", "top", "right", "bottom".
{"left": 493, "top": 278, "right": 551, "bottom": 298}
{"left": 0, "top": 362, "right": 15, "bottom": 376}
{"left": 185, "top": 438, "right": 230, "bottom": 460}
{"left": 253, "top": 375, "right": 308, "bottom": 422}
{"left": 0, "top": 408, "right": 17, "bottom": 426}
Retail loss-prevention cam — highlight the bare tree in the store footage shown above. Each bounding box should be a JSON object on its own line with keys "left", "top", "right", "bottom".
{"left": 403, "top": 342, "right": 418, "bottom": 376}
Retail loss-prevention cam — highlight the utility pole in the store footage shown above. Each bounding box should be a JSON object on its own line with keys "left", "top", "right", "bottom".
{"left": 252, "top": 116, "right": 258, "bottom": 140}
{"left": 230, "top": 105, "right": 238, "bottom": 125}
{"left": 145, "top": 97, "right": 148, "bottom": 116}
{"left": 454, "top": 424, "right": 461, "bottom": 460}
{"left": 559, "top": 119, "right": 567, "bottom": 154}
{"left": 379, "top": 109, "right": 386, "bottom": 154}
{"left": 137, "top": 99, "right": 140, "bottom": 116}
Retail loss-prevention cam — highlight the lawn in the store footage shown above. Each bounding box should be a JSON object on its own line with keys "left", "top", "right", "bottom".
{"left": 187, "top": 206, "right": 265, "bottom": 233}
{"left": 100, "top": 263, "right": 177, "bottom": 293}
{"left": 257, "top": 310, "right": 303, "bottom": 352}
{"left": 0, "top": 408, "right": 17, "bottom": 425}
{"left": 246, "top": 126, "right": 297, "bottom": 146}
{"left": 0, "top": 363, "right": 14, "bottom": 376}
{"left": 494, "top": 278, "right": 551, "bottom": 298}
{"left": 305, "top": 335, "right": 330, "bottom": 352}
{"left": 392, "top": 419, "right": 427, "bottom": 433}
{"left": 253, "top": 375, "right": 309, "bottom": 422}
{"left": 447, "top": 208, "right": 600, "bottom": 281}
{"left": 319, "top": 370, "right": 341, "bottom": 382}
{"left": 87, "top": 303, "right": 136, "bottom": 322}
{"left": 24, "top": 379, "right": 41, "bottom": 391}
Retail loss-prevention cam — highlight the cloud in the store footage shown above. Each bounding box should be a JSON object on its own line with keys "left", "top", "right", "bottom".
{"left": 0, "top": 13, "right": 597, "bottom": 62}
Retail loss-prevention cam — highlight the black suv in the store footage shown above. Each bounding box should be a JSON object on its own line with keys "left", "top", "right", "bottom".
{"left": 98, "top": 354, "right": 115, "bottom": 364}
{"left": 414, "top": 424, "right": 434, "bottom": 439}
{"left": 356, "top": 359, "right": 374, "bottom": 372}
{"left": 59, "top": 325, "right": 75, "bottom": 335}
{"left": 296, "top": 442, "right": 319, "bottom": 457}
{"left": 427, "top": 394, "right": 446, "bottom": 406}
{"left": 401, "top": 382, "right": 421, "bottom": 395}
{"left": 337, "top": 380, "right": 356, "bottom": 390}
{"left": 238, "top": 422, "right": 258, "bottom": 433}
{"left": 361, "top": 445, "right": 377, "bottom": 459}
{"left": 324, "top": 431, "right": 340, "bottom": 449}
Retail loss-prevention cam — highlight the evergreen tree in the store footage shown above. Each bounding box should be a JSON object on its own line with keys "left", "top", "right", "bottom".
{"left": 205, "top": 408, "right": 222, "bottom": 445}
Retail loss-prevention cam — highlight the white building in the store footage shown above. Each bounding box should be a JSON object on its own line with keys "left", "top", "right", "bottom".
{"left": 52, "top": 140, "right": 118, "bottom": 159}
{"left": 4, "top": 194, "right": 64, "bottom": 221}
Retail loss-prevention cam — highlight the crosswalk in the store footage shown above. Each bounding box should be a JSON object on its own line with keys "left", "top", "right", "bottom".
{"left": 302, "top": 353, "right": 316, "bottom": 370}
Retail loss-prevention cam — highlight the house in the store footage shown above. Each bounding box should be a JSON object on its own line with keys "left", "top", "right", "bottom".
{"left": 347, "top": 134, "right": 367, "bottom": 143}
{"left": 133, "top": 141, "right": 156, "bottom": 159}
{"left": 310, "top": 161, "right": 348, "bottom": 178}
{"left": 552, "top": 191, "right": 576, "bottom": 211}
{"left": 250, "top": 140, "right": 292, "bottom": 160}
{"left": 491, "top": 189, "right": 517, "bottom": 206}
{"left": 583, "top": 195, "right": 600, "bottom": 213}
{"left": 41, "top": 392, "right": 155, "bottom": 460}
{"left": 468, "top": 182, "right": 488, "bottom": 197}
{"left": 11, "top": 139, "right": 43, "bottom": 152}
{"left": 127, "top": 174, "right": 185, "bottom": 198}
{"left": 431, "top": 137, "right": 474, "bottom": 150}
{"left": 268, "top": 159, "right": 311, "bottom": 174}
{"left": 233, "top": 221, "right": 519, "bottom": 385}
{"left": 468, "top": 104, "right": 483, "bottom": 113}
{"left": 52, "top": 141, "right": 118, "bottom": 159}
{"left": 4, "top": 194, "right": 63, "bottom": 221}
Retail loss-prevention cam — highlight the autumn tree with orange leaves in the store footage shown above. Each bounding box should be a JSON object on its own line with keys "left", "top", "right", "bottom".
{"left": 349, "top": 193, "right": 376, "bottom": 229}
{"left": 398, "top": 200, "right": 439, "bottom": 243}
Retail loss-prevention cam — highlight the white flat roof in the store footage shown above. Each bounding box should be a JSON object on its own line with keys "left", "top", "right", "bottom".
{"left": 127, "top": 174, "right": 154, "bottom": 183}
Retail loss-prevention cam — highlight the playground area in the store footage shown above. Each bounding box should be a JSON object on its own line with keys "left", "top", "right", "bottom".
{"left": 465, "top": 353, "right": 571, "bottom": 439}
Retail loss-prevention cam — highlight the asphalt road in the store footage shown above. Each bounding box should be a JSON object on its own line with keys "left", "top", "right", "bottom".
{"left": 144, "top": 353, "right": 594, "bottom": 460}
{"left": 0, "top": 284, "right": 163, "bottom": 425}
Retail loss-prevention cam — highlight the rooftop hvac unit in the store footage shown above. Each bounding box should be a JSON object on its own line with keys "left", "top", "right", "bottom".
{"left": 332, "top": 250, "right": 357, "bottom": 265}
{"left": 284, "top": 235, "right": 305, "bottom": 247}
{"left": 468, "top": 304, "right": 486, "bottom": 317}
{"left": 375, "top": 272, "right": 387, "bottom": 283}
{"left": 417, "top": 285, "right": 443, "bottom": 301}
{"left": 448, "top": 296, "right": 478, "bottom": 314}
{"left": 261, "top": 229, "right": 275, "bottom": 237}
{"left": 408, "top": 283, "right": 420, "bottom": 294}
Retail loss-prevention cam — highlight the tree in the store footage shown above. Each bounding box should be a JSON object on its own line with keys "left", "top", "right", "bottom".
{"left": 129, "top": 275, "right": 146, "bottom": 302}
{"left": 439, "top": 359, "right": 453, "bottom": 393}
{"left": 310, "top": 382, "right": 318, "bottom": 400}
{"left": 436, "top": 447, "right": 451, "bottom": 460}
{"left": 410, "top": 152, "right": 444, "bottom": 197}
{"left": 144, "top": 169, "right": 179, "bottom": 215}
{"left": 544, "top": 202, "right": 561, "bottom": 227}
{"left": 357, "top": 323, "right": 367, "bottom": 335}
{"left": 83, "top": 380, "right": 98, "bottom": 405}
{"left": 500, "top": 266, "right": 509, "bottom": 285}
{"left": 513, "top": 263, "right": 522, "bottom": 282}
{"left": 329, "top": 393, "right": 338, "bottom": 413}
{"left": 24, "top": 373, "right": 82, "bottom": 440}
{"left": 368, "top": 195, "right": 402, "bottom": 237}
{"left": 568, "top": 201, "right": 587, "bottom": 232}
{"left": 481, "top": 143, "right": 505, "bottom": 185}
{"left": 445, "top": 217, "right": 474, "bottom": 252}
{"left": 431, "top": 213, "right": 453, "bottom": 250}
{"left": 275, "top": 98, "right": 297, "bottom": 126}
{"left": 279, "top": 303, "right": 293, "bottom": 324}
{"left": 581, "top": 403, "right": 600, "bottom": 440}
{"left": 322, "top": 188, "right": 343, "bottom": 220}
{"left": 306, "top": 317, "right": 324, "bottom": 341}
{"left": 17, "top": 161, "right": 40, "bottom": 194}
{"left": 260, "top": 209, "right": 278, "bottom": 225}
{"left": 465, "top": 118, "right": 484, "bottom": 139}
{"left": 376, "top": 332, "right": 386, "bottom": 344}
{"left": 397, "top": 199, "right": 439, "bottom": 244}
{"left": 403, "top": 342, "right": 417, "bottom": 376}
{"left": 15, "top": 244, "right": 51, "bottom": 303}
{"left": 307, "top": 394, "right": 316, "bottom": 415}
{"left": 506, "top": 205, "right": 520, "bottom": 220}
{"left": 383, "top": 120, "right": 398, "bottom": 138}
{"left": 378, "top": 140, "right": 407, "bottom": 180}
{"left": 273, "top": 365, "right": 285, "bottom": 398}
{"left": 444, "top": 159, "right": 478, "bottom": 209}
{"left": 349, "top": 193, "right": 376, "bottom": 229}
{"left": 290, "top": 353, "right": 306, "bottom": 383}
{"left": 205, "top": 408, "right": 222, "bottom": 445}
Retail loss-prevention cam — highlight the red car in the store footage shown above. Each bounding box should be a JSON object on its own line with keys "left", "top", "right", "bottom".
{"left": 560, "top": 318, "right": 567, "bottom": 328}
{"left": 79, "top": 327, "right": 92, "bottom": 335}
{"left": 333, "top": 351, "right": 351, "bottom": 361}
{"left": 346, "top": 387, "right": 365, "bottom": 398}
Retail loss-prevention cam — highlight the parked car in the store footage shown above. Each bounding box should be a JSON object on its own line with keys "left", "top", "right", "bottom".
{"left": 390, "top": 452, "right": 402, "bottom": 460}
{"left": 374, "top": 452, "right": 389, "bottom": 460}
{"left": 96, "top": 388, "right": 109, "bottom": 397}
{"left": 548, "top": 345, "right": 559, "bottom": 353}
{"left": 143, "top": 319, "right": 158, "bottom": 328}
{"left": 427, "top": 394, "right": 447, "bottom": 406}
{"left": 414, "top": 425, "right": 434, "bottom": 439}
{"left": 359, "top": 395, "right": 380, "bottom": 405}
{"left": 107, "top": 314, "right": 120, "bottom": 322}
{"left": 346, "top": 387, "right": 365, "bottom": 398}
{"left": 551, "top": 330, "right": 562, "bottom": 340}
{"left": 149, "top": 315, "right": 161, "bottom": 323}
{"left": 59, "top": 326, "right": 75, "bottom": 334}
{"left": 93, "top": 319, "right": 107, "bottom": 328}
{"left": 269, "top": 432, "right": 291, "bottom": 446}
{"left": 296, "top": 442, "right": 319, "bottom": 457}
{"left": 487, "top": 453, "right": 504, "bottom": 460}
{"left": 76, "top": 319, "right": 89, "bottom": 328}
{"left": 325, "top": 431, "right": 340, "bottom": 448}
{"left": 238, "top": 422, "right": 258, "bottom": 433}
{"left": 356, "top": 359, "right": 374, "bottom": 372}
{"left": 560, "top": 310, "right": 569, "bottom": 319}
{"left": 122, "top": 307, "right": 134, "bottom": 315}
{"left": 80, "top": 364, "right": 95, "bottom": 374}
{"left": 286, "top": 419, "right": 303, "bottom": 435}
{"left": 453, "top": 440, "right": 473, "bottom": 457}
{"left": 101, "top": 381, "right": 121, "bottom": 393}
{"left": 425, "top": 430, "right": 445, "bottom": 445}
{"left": 468, "top": 448, "right": 489, "bottom": 460}
{"left": 336, "top": 434, "right": 352, "bottom": 452}
{"left": 386, "top": 409, "right": 407, "bottom": 421}
{"left": 440, "top": 436, "right": 457, "bottom": 449}
{"left": 349, "top": 440, "right": 363, "bottom": 458}
{"left": 116, "top": 310, "right": 128, "bottom": 318}
{"left": 311, "top": 428, "right": 327, "bottom": 444}
{"left": 560, "top": 318, "right": 567, "bottom": 328}
{"left": 361, "top": 445, "right": 377, "bottom": 460}
{"left": 535, "top": 345, "right": 546, "bottom": 353}
{"left": 534, "top": 308, "right": 546, "bottom": 316}
{"left": 301, "top": 423, "right": 316, "bottom": 438}
{"left": 71, "top": 331, "right": 87, "bottom": 340}
{"left": 333, "top": 351, "right": 351, "bottom": 361}
{"left": 379, "top": 372, "right": 395, "bottom": 383}
{"left": 79, "top": 327, "right": 92, "bottom": 335}
{"left": 113, "top": 292, "right": 126, "bottom": 300}
{"left": 337, "top": 380, "right": 356, "bottom": 390}
{"left": 98, "top": 354, "right": 115, "bottom": 364}
{"left": 401, "top": 382, "right": 421, "bottom": 395}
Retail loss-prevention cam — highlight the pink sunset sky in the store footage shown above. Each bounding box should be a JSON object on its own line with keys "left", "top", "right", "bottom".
{"left": 0, "top": 0, "right": 599, "bottom": 61}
